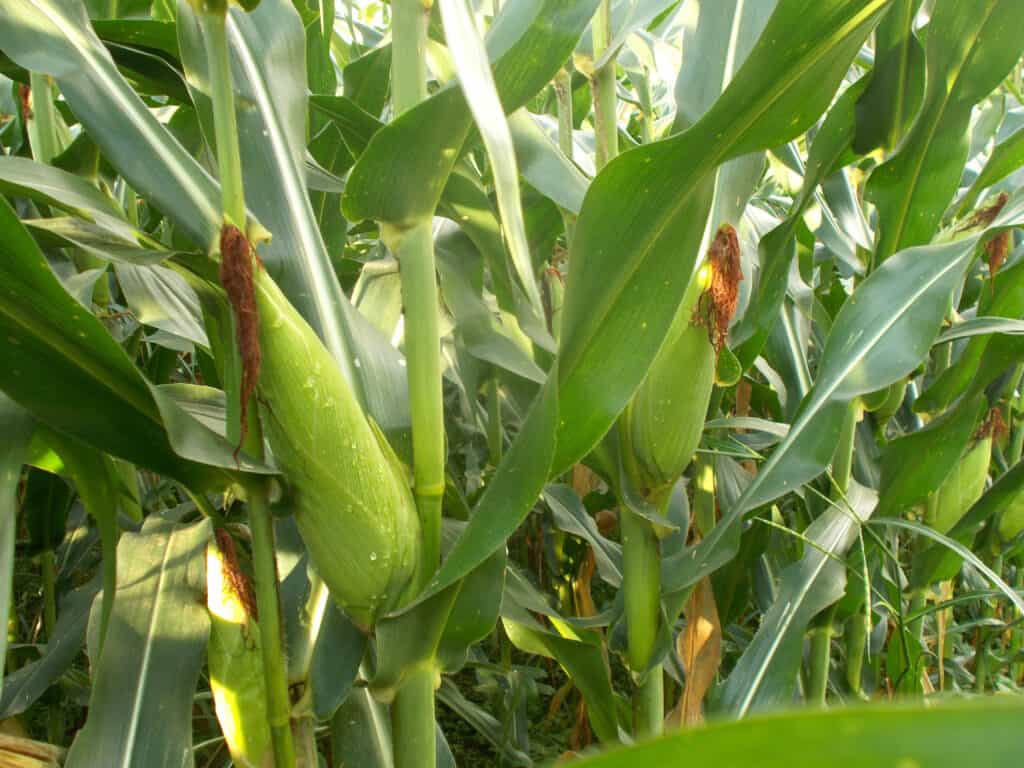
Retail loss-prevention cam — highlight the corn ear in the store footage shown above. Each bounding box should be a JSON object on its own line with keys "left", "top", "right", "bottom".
{"left": 997, "top": 487, "right": 1024, "bottom": 542}
{"left": 254, "top": 268, "right": 421, "bottom": 626}
{"left": 925, "top": 435, "right": 991, "bottom": 535}
{"left": 207, "top": 535, "right": 272, "bottom": 768}
{"left": 621, "top": 274, "right": 714, "bottom": 501}
{"left": 621, "top": 224, "right": 741, "bottom": 502}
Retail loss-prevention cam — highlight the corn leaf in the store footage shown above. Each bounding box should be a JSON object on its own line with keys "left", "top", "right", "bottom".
{"left": 571, "top": 699, "right": 1024, "bottom": 767}
{"left": 866, "top": 0, "right": 1024, "bottom": 261}
{"left": 65, "top": 514, "right": 211, "bottom": 768}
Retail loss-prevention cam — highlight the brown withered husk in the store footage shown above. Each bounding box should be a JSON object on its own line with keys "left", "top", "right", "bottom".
{"left": 695, "top": 223, "right": 743, "bottom": 353}
{"left": 959, "top": 191, "right": 1009, "bottom": 231}
{"left": 975, "top": 407, "right": 1008, "bottom": 443}
{"left": 985, "top": 229, "right": 1010, "bottom": 286}
{"left": 214, "top": 527, "right": 258, "bottom": 620}
{"left": 18, "top": 84, "right": 31, "bottom": 122}
{"left": 219, "top": 224, "right": 261, "bottom": 460}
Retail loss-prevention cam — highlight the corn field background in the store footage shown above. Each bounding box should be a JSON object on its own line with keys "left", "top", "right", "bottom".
{"left": 1, "top": 0, "right": 1024, "bottom": 765}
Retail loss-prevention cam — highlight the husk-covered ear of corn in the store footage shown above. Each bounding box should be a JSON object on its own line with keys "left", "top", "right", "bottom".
{"left": 997, "top": 487, "right": 1024, "bottom": 542}
{"left": 620, "top": 225, "right": 741, "bottom": 504}
{"left": 207, "top": 534, "right": 272, "bottom": 768}
{"left": 925, "top": 412, "right": 1001, "bottom": 535}
{"left": 253, "top": 268, "right": 421, "bottom": 627}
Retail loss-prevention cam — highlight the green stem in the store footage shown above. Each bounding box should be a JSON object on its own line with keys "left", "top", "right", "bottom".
{"left": 40, "top": 549, "right": 57, "bottom": 639}
{"left": 395, "top": 220, "right": 445, "bottom": 582}
{"left": 808, "top": 606, "right": 836, "bottom": 705}
{"left": 832, "top": 401, "right": 860, "bottom": 499}
{"left": 637, "top": 66, "right": 655, "bottom": 144}
{"left": 553, "top": 67, "right": 576, "bottom": 246}
{"left": 621, "top": 501, "right": 662, "bottom": 736}
{"left": 844, "top": 613, "right": 869, "bottom": 697}
{"left": 40, "top": 549, "right": 62, "bottom": 744}
{"left": 104, "top": 0, "right": 119, "bottom": 17}
{"left": 809, "top": 401, "right": 859, "bottom": 704}
{"left": 633, "top": 666, "right": 663, "bottom": 737}
{"left": 1010, "top": 564, "right": 1024, "bottom": 683}
{"left": 248, "top": 479, "right": 298, "bottom": 768}
{"left": 591, "top": 0, "right": 617, "bottom": 170}
{"left": 389, "top": 8, "right": 443, "bottom": 765}
{"left": 975, "top": 554, "right": 1002, "bottom": 692}
{"left": 391, "top": 0, "right": 430, "bottom": 116}
{"left": 203, "top": 10, "right": 246, "bottom": 228}
{"left": 200, "top": 6, "right": 294, "bottom": 764}
{"left": 393, "top": 663, "right": 437, "bottom": 768}
{"left": 487, "top": 373, "right": 502, "bottom": 466}
{"left": 554, "top": 68, "right": 574, "bottom": 160}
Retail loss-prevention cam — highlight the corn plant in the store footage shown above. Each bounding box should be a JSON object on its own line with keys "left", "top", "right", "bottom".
{"left": 1, "top": 0, "right": 1024, "bottom": 766}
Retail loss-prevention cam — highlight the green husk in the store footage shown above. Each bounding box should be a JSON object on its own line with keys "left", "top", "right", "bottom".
{"left": 621, "top": 270, "right": 714, "bottom": 503}
{"left": 925, "top": 435, "right": 992, "bottom": 536}
{"left": 207, "top": 537, "right": 272, "bottom": 768}
{"left": 997, "top": 487, "right": 1024, "bottom": 543}
{"left": 254, "top": 268, "right": 421, "bottom": 627}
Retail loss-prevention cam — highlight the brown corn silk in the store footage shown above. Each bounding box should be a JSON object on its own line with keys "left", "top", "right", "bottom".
{"left": 219, "top": 224, "right": 261, "bottom": 458}
{"left": 976, "top": 406, "right": 1008, "bottom": 442}
{"left": 18, "top": 84, "right": 31, "bottom": 121}
{"left": 214, "top": 527, "right": 258, "bottom": 620}
{"left": 695, "top": 224, "right": 743, "bottom": 354}
{"left": 958, "top": 192, "right": 1010, "bottom": 284}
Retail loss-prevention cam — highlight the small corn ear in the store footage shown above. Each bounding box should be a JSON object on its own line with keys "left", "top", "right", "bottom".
{"left": 997, "top": 487, "right": 1024, "bottom": 543}
{"left": 207, "top": 534, "right": 272, "bottom": 768}
{"left": 926, "top": 435, "right": 991, "bottom": 536}
{"left": 621, "top": 225, "right": 741, "bottom": 502}
{"left": 254, "top": 268, "right": 421, "bottom": 626}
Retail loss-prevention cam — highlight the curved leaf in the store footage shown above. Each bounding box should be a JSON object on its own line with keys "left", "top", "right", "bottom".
{"left": 176, "top": 0, "right": 411, "bottom": 438}
{"left": 0, "top": 0, "right": 223, "bottom": 250}
{"left": 65, "top": 514, "right": 211, "bottom": 768}
{"left": 721, "top": 482, "right": 876, "bottom": 716}
{"left": 553, "top": 0, "right": 892, "bottom": 474}
{"left": 572, "top": 699, "right": 1024, "bottom": 768}
{"left": 865, "top": 0, "right": 1024, "bottom": 261}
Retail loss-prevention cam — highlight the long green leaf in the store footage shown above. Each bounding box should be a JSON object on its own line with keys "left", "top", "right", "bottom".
{"left": 553, "top": 0, "right": 892, "bottom": 474}
{"left": 438, "top": 0, "right": 542, "bottom": 313}
{"left": 0, "top": 198, "right": 263, "bottom": 487}
{"left": 865, "top": 0, "right": 1024, "bottom": 261}
{"left": 571, "top": 699, "right": 1024, "bottom": 767}
{"left": 0, "top": 0, "right": 223, "bottom": 250}
{"left": 720, "top": 482, "right": 876, "bottom": 716}
{"left": 65, "top": 514, "right": 211, "bottom": 768}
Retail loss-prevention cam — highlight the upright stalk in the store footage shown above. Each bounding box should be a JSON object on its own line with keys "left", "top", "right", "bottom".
{"left": 620, "top": 500, "right": 663, "bottom": 737}
{"left": 200, "top": 5, "right": 295, "bottom": 765}
{"left": 553, "top": 67, "right": 576, "bottom": 246}
{"left": 40, "top": 549, "right": 62, "bottom": 744}
{"left": 394, "top": 219, "right": 444, "bottom": 581}
{"left": 248, "top": 479, "right": 298, "bottom": 768}
{"left": 810, "top": 401, "right": 860, "bottom": 704}
{"left": 591, "top": 0, "right": 617, "bottom": 170}
{"left": 390, "top": 0, "right": 443, "bottom": 581}
{"left": 391, "top": 4, "right": 442, "bottom": 766}
{"left": 554, "top": 69, "right": 574, "bottom": 160}
{"left": 205, "top": 10, "right": 246, "bottom": 229}
{"left": 392, "top": 664, "right": 436, "bottom": 768}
